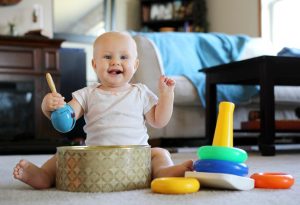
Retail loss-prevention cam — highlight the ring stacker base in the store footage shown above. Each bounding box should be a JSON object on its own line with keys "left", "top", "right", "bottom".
{"left": 185, "top": 171, "right": 254, "bottom": 191}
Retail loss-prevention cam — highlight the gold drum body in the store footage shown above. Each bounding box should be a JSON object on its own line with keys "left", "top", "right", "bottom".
{"left": 56, "top": 145, "right": 151, "bottom": 192}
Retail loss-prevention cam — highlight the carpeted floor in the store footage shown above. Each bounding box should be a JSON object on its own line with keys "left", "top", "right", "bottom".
{"left": 0, "top": 149, "right": 299, "bottom": 205}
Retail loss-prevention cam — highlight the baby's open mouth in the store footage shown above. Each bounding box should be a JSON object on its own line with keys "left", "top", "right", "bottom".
{"left": 108, "top": 69, "right": 123, "bottom": 75}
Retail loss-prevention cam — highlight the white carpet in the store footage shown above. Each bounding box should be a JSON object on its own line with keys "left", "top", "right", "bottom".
{"left": 0, "top": 150, "right": 299, "bottom": 205}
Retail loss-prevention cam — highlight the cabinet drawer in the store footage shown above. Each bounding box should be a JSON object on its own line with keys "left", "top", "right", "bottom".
{"left": 0, "top": 47, "right": 38, "bottom": 70}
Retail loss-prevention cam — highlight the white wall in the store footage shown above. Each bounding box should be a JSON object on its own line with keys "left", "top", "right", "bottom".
{"left": 114, "top": 0, "right": 140, "bottom": 32}
{"left": 207, "top": 0, "right": 260, "bottom": 37}
{"left": 0, "top": 0, "right": 53, "bottom": 37}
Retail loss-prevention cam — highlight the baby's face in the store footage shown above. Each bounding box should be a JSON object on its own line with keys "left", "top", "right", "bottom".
{"left": 92, "top": 32, "right": 139, "bottom": 90}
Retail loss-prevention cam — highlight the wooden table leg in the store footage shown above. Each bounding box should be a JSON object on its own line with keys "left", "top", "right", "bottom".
{"left": 259, "top": 66, "right": 276, "bottom": 156}
{"left": 205, "top": 77, "right": 217, "bottom": 145}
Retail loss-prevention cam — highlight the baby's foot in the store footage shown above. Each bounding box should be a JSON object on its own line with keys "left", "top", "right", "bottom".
{"left": 13, "top": 159, "right": 52, "bottom": 189}
{"left": 154, "top": 160, "right": 194, "bottom": 178}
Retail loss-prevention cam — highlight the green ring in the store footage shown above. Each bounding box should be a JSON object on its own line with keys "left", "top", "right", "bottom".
{"left": 197, "top": 146, "right": 248, "bottom": 163}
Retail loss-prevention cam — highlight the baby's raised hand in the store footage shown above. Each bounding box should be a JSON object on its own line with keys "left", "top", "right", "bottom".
{"left": 42, "top": 92, "right": 66, "bottom": 112}
{"left": 159, "top": 75, "right": 176, "bottom": 94}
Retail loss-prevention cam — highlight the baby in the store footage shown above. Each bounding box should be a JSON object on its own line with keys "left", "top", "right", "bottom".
{"left": 13, "top": 31, "right": 193, "bottom": 189}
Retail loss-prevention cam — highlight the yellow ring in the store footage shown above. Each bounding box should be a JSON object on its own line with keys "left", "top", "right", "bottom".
{"left": 151, "top": 177, "right": 200, "bottom": 194}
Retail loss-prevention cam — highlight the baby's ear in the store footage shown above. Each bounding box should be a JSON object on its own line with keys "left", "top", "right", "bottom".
{"left": 134, "top": 59, "right": 139, "bottom": 71}
{"left": 92, "top": 59, "right": 96, "bottom": 69}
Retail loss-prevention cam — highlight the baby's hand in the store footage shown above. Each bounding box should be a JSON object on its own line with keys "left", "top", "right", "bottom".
{"left": 159, "top": 75, "right": 176, "bottom": 94}
{"left": 42, "top": 92, "right": 66, "bottom": 112}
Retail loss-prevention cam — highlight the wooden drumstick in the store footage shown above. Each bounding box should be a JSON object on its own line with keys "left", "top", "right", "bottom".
{"left": 46, "top": 73, "right": 57, "bottom": 93}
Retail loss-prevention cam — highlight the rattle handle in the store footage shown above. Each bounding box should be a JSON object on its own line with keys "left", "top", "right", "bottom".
{"left": 46, "top": 73, "right": 57, "bottom": 93}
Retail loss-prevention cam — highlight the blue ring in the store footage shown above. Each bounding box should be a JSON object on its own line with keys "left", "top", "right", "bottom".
{"left": 193, "top": 159, "right": 248, "bottom": 176}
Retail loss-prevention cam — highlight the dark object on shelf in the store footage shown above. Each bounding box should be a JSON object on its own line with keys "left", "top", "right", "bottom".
{"left": 193, "top": 0, "right": 208, "bottom": 32}
{"left": 140, "top": 0, "right": 208, "bottom": 32}
{"left": 0, "top": 0, "right": 21, "bottom": 6}
{"left": 248, "top": 110, "right": 260, "bottom": 121}
{"left": 24, "top": 29, "right": 49, "bottom": 39}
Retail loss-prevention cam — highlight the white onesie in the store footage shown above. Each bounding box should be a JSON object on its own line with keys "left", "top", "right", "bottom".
{"left": 72, "top": 83, "right": 158, "bottom": 146}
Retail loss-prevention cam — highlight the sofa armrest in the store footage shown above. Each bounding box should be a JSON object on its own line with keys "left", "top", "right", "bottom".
{"left": 132, "top": 35, "right": 164, "bottom": 95}
{"left": 238, "top": 38, "right": 278, "bottom": 60}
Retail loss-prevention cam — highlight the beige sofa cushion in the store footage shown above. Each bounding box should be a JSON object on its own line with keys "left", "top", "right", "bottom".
{"left": 172, "top": 76, "right": 201, "bottom": 106}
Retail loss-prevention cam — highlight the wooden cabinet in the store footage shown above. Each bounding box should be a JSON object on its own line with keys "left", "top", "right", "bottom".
{"left": 140, "top": 0, "right": 208, "bottom": 32}
{"left": 0, "top": 35, "right": 65, "bottom": 154}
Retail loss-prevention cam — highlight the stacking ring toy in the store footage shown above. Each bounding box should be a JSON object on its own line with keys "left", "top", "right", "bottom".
{"left": 151, "top": 177, "right": 200, "bottom": 194}
{"left": 193, "top": 159, "right": 248, "bottom": 176}
{"left": 198, "top": 146, "right": 248, "bottom": 163}
{"left": 250, "top": 172, "right": 295, "bottom": 189}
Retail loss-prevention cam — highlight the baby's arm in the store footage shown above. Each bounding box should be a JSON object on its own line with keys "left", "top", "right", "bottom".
{"left": 146, "top": 76, "right": 175, "bottom": 128}
{"left": 68, "top": 98, "right": 84, "bottom": 120}
{"left": 41, "top": 93, "right": 84, "bottom": 120}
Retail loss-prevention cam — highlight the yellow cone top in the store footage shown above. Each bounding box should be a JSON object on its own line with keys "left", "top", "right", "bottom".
{"left": 212, "top": 101, "right": 235, "bottom": 147}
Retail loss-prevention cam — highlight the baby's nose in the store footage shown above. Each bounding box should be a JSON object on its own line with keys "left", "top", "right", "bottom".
{"left": 110, "top": 58, "right": 120, "bottom": 66}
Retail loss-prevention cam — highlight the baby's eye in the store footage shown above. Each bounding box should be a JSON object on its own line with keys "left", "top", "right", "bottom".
{"left": 103, "top": 55, "right": 111, "bottom": 59}
{"left": 120, "top": 55, "right": 128, "bottom": 60}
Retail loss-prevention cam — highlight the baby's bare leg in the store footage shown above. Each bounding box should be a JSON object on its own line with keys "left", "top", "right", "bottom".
{"left": 151, "top": 147, "right": 193, "bottom": 179}
{"left": 13, "top": 154, "right": 57, "bottom": 189}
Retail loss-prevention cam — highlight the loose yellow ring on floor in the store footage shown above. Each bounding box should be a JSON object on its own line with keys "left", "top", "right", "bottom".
{"left": 197, "top": 146, "right": 248, "bottom": 163}
{"left": 151, "top": 177, "right": 200, "bottom": 194}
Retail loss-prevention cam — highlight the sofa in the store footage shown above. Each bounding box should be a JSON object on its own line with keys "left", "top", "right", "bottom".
{"left": 132, "top": 32, "right": 300, "bottom": 145}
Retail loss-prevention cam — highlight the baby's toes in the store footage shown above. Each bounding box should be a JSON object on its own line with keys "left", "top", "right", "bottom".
{"left": 13, "top": 167, "right": 22, "bottom": 179}
{"left": 19, "top": 159, "right": 29, "bottom": 168}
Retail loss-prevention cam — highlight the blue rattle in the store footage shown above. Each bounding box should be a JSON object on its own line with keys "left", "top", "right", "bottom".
{"left": 46, "top": 73, "right": 76, "bottom": 133}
